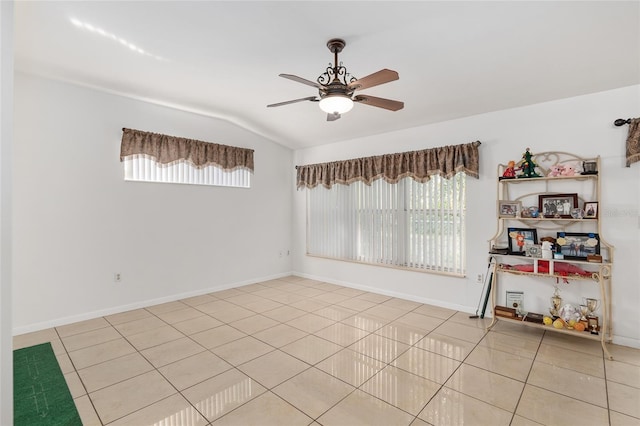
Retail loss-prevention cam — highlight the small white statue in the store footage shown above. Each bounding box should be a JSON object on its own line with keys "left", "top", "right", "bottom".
{"left": 542, "top": 241, "right": 553, "bottom": 259}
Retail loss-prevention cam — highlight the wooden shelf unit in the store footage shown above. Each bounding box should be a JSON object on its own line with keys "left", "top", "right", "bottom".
{"left": 488, "top": 152, "right": 613, "bottom": 359}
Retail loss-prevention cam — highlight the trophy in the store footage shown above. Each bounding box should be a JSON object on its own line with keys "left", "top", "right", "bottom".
{"left": 550, "top": 287, "right": 562, "bottom": 317}
{"left": 585, "top": 298, "right": 599, "bottom": 317}
{"left": 578, "top": 304, "right": 590, "bottom": 331}
{"left": 579, "top": 304, "right": 589, "bottom": 321}
{"left": 584, "top": 298, "right": 600, "bottom": 334}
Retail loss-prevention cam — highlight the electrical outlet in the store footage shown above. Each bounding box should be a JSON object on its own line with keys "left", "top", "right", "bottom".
{"left": 278, "top": 251, "right": 283, "bottom": 258}
{"left": 476, "top": 274, "right": 483, "bottom": 284}
{"left": 114, "top": 273, "right": 122, "bottom": 282}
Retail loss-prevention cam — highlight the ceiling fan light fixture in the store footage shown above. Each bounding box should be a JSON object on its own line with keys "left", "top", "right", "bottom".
{"left": 268, "top": 38, "right": 403, "bottom": 120}
{"left": 319, "top": 95, "right": 354, "bottom": 114}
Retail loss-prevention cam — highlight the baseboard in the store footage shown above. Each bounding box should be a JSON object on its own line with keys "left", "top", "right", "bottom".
{"left": 18, "top": 270, "right": 639, "bottom": 350}
{"left": 292, "top": 270, "right": 639, "bottom": 348}
{"left": 291, "top": 270, "right": 476, "bottom": 314}
{"left": 612, "top": 335, "right": 640, "bottom": 349}
{"left": 13, "top": 271, "right": 294, "bottom": 336}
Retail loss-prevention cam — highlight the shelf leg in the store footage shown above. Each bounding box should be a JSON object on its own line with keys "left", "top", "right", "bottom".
{"left": 598, "top": 266, "right": 613, "bottom": 360}
{"left": 602, "top": 339, "right": 613, "bottom": 360}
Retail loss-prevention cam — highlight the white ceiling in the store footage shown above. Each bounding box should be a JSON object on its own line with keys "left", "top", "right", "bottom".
{"left": 14, "top": 1, "right": 640, "bottom": 149}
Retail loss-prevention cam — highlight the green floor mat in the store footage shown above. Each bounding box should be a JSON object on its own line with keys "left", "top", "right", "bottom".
{"left": 13, "top": 342, "right": 82, "bottom": 426}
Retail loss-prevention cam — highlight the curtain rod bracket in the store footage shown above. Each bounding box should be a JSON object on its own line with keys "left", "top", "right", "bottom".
{"left": 614, "top": 118, "right": 631, "bottom": 126}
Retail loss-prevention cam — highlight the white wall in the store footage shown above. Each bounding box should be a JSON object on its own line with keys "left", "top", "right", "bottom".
{"left": 13, "top": 72, "right": 293, "bottom": 333}
{"left": 1, "top": 1, "right": 14, "bottom": 423}
{"left": 13, "top": 73, "right": 640, "bottom": 348}
{"left": 293, "top": 85, "right": 640, "bottom": 348}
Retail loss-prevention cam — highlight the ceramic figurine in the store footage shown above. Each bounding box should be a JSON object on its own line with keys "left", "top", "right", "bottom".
{"left": 501, "top": 160, "right": 518, "bottom": 179}
{"left": 517, "top": 148, "right": 541, "bottom": 178}
{"left": 547, "top": 164, "right": 565, "bottom": 177}
{"left": 560, "top": 163, "right": 577, "bottom": 176}
{"left": 542, "top": 241, "right": 554, "bottom": 259}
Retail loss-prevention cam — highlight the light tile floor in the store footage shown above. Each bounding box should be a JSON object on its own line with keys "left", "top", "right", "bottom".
{"left": 13, "top": 276, "right": 640, "bottom": 425}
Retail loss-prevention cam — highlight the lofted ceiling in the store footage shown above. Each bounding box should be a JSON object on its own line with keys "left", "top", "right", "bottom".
{"left": 13, "top": 1, "right": 640, "bottom": 150}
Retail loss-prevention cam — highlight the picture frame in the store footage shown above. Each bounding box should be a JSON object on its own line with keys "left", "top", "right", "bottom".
{"left": 538, "top": 193, "right": 579, "bottom": 218}
{"left": 506, "top": 291, "right": 524, "bottom": 316}
{"left": 507, "top": 228, "right": 538, "bottom": 255}
{"left": 584, "top": 201, "right": 598, "bottom": 219}
{"left": 525, "top": 244, "right": 542, "bottom": 258}
{"left": 498, "top": 200, "right": 521, "bottom": 218}
{"left": 556, "top": 232, "right": 600, "bottom": 261}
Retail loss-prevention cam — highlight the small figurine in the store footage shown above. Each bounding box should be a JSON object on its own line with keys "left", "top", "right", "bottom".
{"left": 547, "top": 164, "right": 565, "bottom": 177}
{"left": 560, "top": 163, "right": 576, "bottom": 176}
{"left": 515, "top": 231, "right": 526, "bottom": 253}
{"left": 501, "top": 160, "right": 519, "bottom": 179}
{"left": 517, "top": 148, "right": 541, "bottom": 178}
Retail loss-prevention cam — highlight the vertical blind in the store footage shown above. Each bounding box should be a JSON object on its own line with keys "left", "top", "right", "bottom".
{"left": 124, "top": 155, "right": 251, "bottom": 188}
{"left": 307, "top": 173, "right": 466, "bottom": 275}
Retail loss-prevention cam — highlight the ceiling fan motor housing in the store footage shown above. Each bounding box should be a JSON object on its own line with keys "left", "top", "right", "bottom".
{"left": 320, "top": 81, "right": 353, "bottom": 99}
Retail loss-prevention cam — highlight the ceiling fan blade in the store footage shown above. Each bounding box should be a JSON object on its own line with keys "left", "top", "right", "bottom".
{"left": 327, "top": 112, "right": 341, "bottom": 122}
{"left": 279, "top": 74, "right": 322, "bottom": 89}
{"left": 267, "top": 96, "right": 318, "bottom": 108}
{"left": 348, "top": 69, "right": 399, "bottom": 91}
{"left": 353, "top": 94, "right": 404, "bottom": 111}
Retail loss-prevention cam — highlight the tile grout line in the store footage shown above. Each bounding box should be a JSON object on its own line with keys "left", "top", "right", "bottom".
{"left": 23, "top": 276, "right": 631, "bottom": 425}
{"left": 54, "top": 325, "right": 105, "bottom": 425}
{"left": 506, "top": 327, "right": 546, "bottom": 425}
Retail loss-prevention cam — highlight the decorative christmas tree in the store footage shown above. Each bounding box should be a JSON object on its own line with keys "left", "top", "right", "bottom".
{"left": 517, "top": 148, "right": 541, "bottom": 178}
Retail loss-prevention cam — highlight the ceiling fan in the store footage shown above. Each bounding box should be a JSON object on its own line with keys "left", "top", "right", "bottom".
{"left": 267, "top": 38, "right": 404, "bottom": 121}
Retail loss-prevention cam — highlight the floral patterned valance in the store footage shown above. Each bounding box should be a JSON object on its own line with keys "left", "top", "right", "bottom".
{"left": 120, "top": 128, "right": 254, "bottom": 171}
{"left": 296, "top": 141, "right": 481, "bottom": 189}
{"left": 626, "top": 118, "right": 640, "bottom": 167}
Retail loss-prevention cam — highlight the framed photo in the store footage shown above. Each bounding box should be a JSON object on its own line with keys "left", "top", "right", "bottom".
{"left": 538, "top": 193, "right": 579, "bottom": 218}
{"left": 498, "top": 200, "right": 521, "bottom": 218}
{"left": 526, "top": 244, "right": 542, "bottom": 258}
{"left": 506, "top": 291, "right": 524, "bottom": 316}
{"left": 507, "top": 228, "right": 538, "bottom": 255}
{"left": 584, "top": 201, "right": 598, "bottom": 219}
{"left": 556, "top": 232, "right": 600, "bottom": 260}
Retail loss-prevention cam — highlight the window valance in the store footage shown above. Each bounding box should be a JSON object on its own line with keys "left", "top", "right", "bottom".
{"left": 626, "top": 118, "right": 640, "bottom": 167}
{"left": 296, "top": 141, "right": 481, "bottom": 189}
{"left": 120, "top": 128, "right": 254, "bottom": 172}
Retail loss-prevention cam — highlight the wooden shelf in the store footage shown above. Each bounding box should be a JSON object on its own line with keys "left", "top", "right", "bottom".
{"left": 499, "top": 217, "right": 598, "bottom": 223}
{"left": 496, "top": 266, "right": 595, "bottom": 281}
{"left": 490, "top": 253, "right": 611, "bottom": 266}
{"left": 495, "top": 315, "right": 607, "bottom": 342}
{"left": 499, "top": 174, "right": 598, "bottom": 184}
{"left": 490, "top": 152, "right": 613, "bottom": 359}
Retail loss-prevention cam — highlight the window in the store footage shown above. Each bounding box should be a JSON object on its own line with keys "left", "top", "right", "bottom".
{"left": 298, "top": 141, "right": 480, "bottom": 275}
{"left": 123, "top": 155, "right": 251, "bottom": 188}
{"left": 307, "top": 173, "right": 467, "bottom": 276}
{"left": 120, "top": 128, "right": 254, "bottom": 188}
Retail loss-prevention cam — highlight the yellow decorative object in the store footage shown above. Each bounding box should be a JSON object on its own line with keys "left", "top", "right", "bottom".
{"left": 553, "top": 319, "right": 565, "bottom": 329}
{"left": 543, "top": 316, "right": 553, "bottom": 325}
